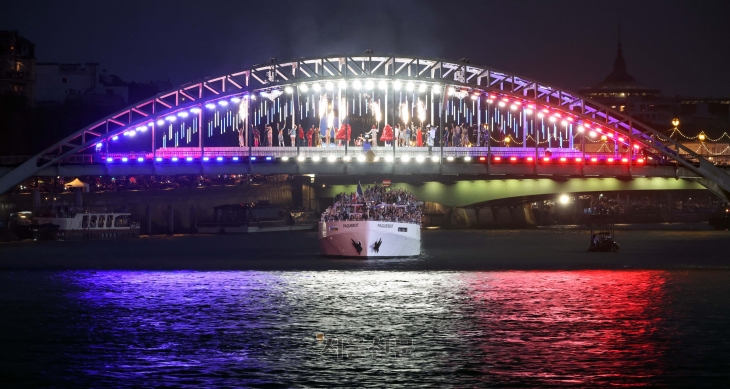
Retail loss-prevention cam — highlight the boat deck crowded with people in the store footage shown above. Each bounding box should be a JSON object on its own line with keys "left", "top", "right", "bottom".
{"left": 318, "top": 185, "right": 422, "bottom": 258}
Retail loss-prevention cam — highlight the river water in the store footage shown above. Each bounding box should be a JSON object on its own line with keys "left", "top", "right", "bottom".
{"left": 1, "top": 230, "right": 729, "bottom": 387}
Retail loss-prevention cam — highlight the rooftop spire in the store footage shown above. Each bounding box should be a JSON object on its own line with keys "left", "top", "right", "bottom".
{"left": 603, "top": 28, "right": 635, "bottom": 84}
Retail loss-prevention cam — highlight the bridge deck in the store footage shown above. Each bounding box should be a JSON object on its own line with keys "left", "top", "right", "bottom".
{"left": 0, "top": 146, "right": 703, "bottom": 180}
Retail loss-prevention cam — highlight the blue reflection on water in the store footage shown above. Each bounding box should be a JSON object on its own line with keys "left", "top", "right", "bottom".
{"left": 1, "top": 270, "right": 729, "bottom": 387}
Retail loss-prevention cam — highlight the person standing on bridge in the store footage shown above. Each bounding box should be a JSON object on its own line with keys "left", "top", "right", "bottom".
{"left": 416, "top": 125, "right": 423, "bottom": 147}
{"left": 324, "top": 124, "right": 331, "bottom": 147}
{"left": 266, "top": 124, "right": 273, "bottom": 147}
{"left": 297, "top": 125, "right": 304, "bottom": 146}
{"left": 428, "top": 126, "right": 436, "bottom": 152}
{"left": 253, "top": 127, "right": 260, "bottom": 147}
{"left": 277, "top": 123, "right": 284, "bottom": 146}
{"left": 289, "top": 125, "right": 296, "bottom": 147}
{"left": 380, "top": 124, "right": 392, "bottom": 147}
{"left": 369, "top": 125, "right": 379, "bottom": 147}
{"left": 306, "top": 126, "right": 314, "bottom": 147}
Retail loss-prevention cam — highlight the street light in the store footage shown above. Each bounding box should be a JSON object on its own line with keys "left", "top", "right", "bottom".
{"left": 559, "top": 194, "right": 570, "bottom": 205}
{"left": 671, "top": 118, "right": 680, "bottom": 156}
{"left": 699, "top": 133, "right": 706, "bottom": 159}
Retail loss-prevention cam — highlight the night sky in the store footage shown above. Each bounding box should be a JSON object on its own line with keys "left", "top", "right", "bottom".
{"left": 4, "top": 0, "right": 730, "bottom": 97}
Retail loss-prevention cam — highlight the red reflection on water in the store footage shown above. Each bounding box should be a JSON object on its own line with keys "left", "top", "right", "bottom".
{"left": 460, "top": 270, "right": 668, "bottom": 386}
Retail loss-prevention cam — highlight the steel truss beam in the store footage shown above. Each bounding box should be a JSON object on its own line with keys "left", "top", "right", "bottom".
{"left": 2, "top": 54, "right": 729, "bottom": 198}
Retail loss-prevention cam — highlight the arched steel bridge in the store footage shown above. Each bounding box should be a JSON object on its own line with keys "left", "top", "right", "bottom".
{"left": 1, "top": 54, "right": 729, "bottom": 200}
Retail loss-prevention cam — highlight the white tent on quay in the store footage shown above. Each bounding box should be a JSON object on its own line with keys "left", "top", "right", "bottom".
{"left": 64, "top": 178, "right": 90, "bottom": 192}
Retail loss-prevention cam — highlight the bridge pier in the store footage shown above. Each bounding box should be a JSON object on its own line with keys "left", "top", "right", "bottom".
{"left": 477, "top": 207, "right": 495, "bottom": 227}
{"left": 512, "top": 204, "right": 537, "bottom": 226}
{"left": 146, "top": 204, "right": 152, "bottom": 236}
{"left": 32, "top": 190, "right": 40, "bottom": 210}
{"left": 448, "top": 207, "right": 478, "bottom": 228}
{"left": 189, "top": 205, "right": 196, "bottom": 233}
{"left": 494, "top": 207, "right": 513, "bottom": 227}
{"left": 167, "top": 205, "right": 174, "bottom": 235}
{"left": 665, "top": 192, "right": 674, "bottom": 223}
{"left": 535, "top": 202, "right": 548, "bottom": 224}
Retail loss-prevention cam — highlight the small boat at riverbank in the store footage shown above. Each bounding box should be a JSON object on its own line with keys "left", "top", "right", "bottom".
{"left": 196, "top": 201, "right": 317, "bottom": 233}
{"left": 587, "top": 213, "right": 619, "bottom": 252}
{"left": 33, "top": 204, "right": 140, "bottom": 240}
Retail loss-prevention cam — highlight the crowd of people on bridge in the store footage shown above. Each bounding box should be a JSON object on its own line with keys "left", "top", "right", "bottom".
{"left": 321, "top": 185, "right": 422, "bottom": 224}
{"left": 241, "top": 121, "right": 498, "bottom": 149}
{"left": 245, "top": 120, "right": 666, "bottom": 149}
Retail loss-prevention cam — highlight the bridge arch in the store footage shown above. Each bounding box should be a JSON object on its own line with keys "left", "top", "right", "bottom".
{"left": 1, "top": 54, "right": 728, "bottom": 198}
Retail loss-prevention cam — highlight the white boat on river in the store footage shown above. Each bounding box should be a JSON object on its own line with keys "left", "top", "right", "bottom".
{"left": 318, "top": 194, "right": 422, "bottom": 258}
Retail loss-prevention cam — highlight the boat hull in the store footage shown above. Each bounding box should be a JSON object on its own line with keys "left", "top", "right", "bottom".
{"left": 56, "top": 228, "right": 140, "bottom": 240}
{"left": 318, "top": 221, "right": 420, "bottom": 258}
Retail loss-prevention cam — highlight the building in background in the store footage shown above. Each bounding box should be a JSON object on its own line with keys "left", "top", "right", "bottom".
{"left": 678, "top": 98, "right": 730, "bottom": 137}
{"left": 35, "top": 63, "right": 128, "bottom": 106}
{"left": 580, "top": 38, "right": 730, "bottom": 140}
{"left": 0, "top": 30, "right": 36, "bottom": 104}
{"left": 35, "top": 62, "right": 173, "bottom": 107}
{"left": 579, "top": 38, "right": 675, "bottom": 130}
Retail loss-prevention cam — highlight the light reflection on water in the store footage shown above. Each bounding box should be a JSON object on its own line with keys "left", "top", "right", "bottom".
{"left": 1, "top": 270, "right": 729, "bottom": 387}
